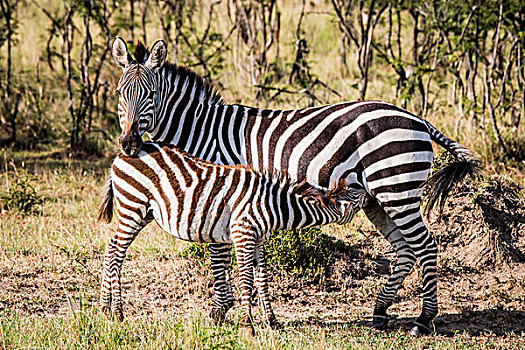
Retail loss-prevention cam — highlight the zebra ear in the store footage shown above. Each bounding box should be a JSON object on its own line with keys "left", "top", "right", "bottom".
{"left": 112, "top": 37, "right": 132, "bottom": 69}
{"left": 145, "top": 39, "right": 167, "bottom": 70}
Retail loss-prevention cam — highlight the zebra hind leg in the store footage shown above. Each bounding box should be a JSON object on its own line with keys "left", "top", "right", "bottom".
{"left": 387, "top": 208, "right": 438, "bottom": 336}
{"left": 254, "top": 242, "right": 279, "bottom": 329}
{"left": 208, "top": 243, "right": 235, "bottom": 323}
{"left": 363, "top": 199, "right": 416, "bottom": 330}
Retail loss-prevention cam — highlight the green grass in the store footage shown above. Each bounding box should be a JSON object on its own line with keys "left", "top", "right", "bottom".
{"left": 1, "top": 148, "right": 524, "bottom": 350}
{"left": 2, "top": 311, "right": 523, "bottom": 349}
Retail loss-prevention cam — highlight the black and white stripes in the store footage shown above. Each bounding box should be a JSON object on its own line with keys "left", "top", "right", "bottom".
{"left": 98, "top": 142, "right": 365, "bottom": 328}
{"left": 109, "top": 37, "right": 480, "bottom": 334}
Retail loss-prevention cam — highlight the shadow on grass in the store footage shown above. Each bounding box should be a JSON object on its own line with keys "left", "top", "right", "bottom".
{"left": 283, "top": 308, "right": 525, "bottom": 336}
{"left": 2, "top": 148, "right": 114, "bottom": 176}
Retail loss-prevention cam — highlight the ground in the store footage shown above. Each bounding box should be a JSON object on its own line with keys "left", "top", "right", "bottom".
{"left": 0, "top": 151, "right": 524, "bottom": 349}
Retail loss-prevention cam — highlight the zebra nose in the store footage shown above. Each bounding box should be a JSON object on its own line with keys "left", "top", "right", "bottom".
{"left": 119, "top": 134, "right": 134, "bottom": 156}
{"left": 119, "top": 133, "right": 142, "bottom": 156}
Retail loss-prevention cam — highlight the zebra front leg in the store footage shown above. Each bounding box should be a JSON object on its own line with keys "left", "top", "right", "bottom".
{"left": 363, "top": 199, "right": 416, "bottom": 330}
{"left": 254, "top": 242, "right": 279, "bottom": 329}
{"left": 231, "top": 228, "right": 256, "bottom": 335}
{"left": 387, "top": 207, "right": 438, "bottom": 335}
{"left": 208, "top": 243, "right": 235, "bottom": 323}
{"left": 100, "top": 220, "right": 145, "bottom": 322}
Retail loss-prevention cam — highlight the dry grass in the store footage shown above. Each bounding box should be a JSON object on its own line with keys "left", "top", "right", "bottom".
{"left": 1, "top": 1, "right": 525, "bottom": 348}
{"left": 1, "top": 149, "right": 524, "bottom": 349}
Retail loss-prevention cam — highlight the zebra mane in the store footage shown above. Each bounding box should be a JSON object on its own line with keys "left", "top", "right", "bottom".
{"left": 162, "top": 63, "right": 225, "bottom": 106}
{"left": 131, "top": 41, "right": 224, "bottom": 106}
{"left": 252, "top": 167, "right": 348, "bottom": 206}
{"left": 134, "top": 41, "right": 149, "bottom": 63}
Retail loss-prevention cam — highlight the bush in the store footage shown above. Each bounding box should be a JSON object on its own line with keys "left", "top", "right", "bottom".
{"left": 179, "top": 242, "right": 210, "bottom": 266}
{"left": 181, "top": 227, "right": 351, "bottom": 277}
{"left": 0, "top": 170, "right": 43, "bottom": 214}
{"left": 265, "top": 227, "right": 344, "bottom": 276}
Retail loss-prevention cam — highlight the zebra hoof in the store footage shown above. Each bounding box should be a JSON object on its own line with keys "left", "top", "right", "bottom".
{"left": 111, "top": 309, "right": 124, "bottom": 322}
{"left": 268, "top": 315, "right": 281, "bottom": 330}
{"left": 240, "top": 324, "right": 255, "bottom": 338}
{"left": 210, "top": 308, "right": 227, "bottom": 324}
{"left": 409, "top": 322, "right": 432, "bottom": 336}
{"left": 372, "top": 315, "right": 390, "bottom": 329}
{"left": 100, "top": 304, "right": 110, "bottom": 316}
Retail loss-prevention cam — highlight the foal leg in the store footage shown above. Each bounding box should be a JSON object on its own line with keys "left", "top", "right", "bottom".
{"left": 231, "top": 227, "right": 256, "bottom": 334}
{"left": 363, "top": 198, "right": 416, "bottom": 329}
{"left": 253, "top": 242, "right": 278, "bottom": 328}
{"left": 208, "top": 243, "right": 235, "bottom": 322}
{"left": 100, "top": 216, "right": 149, "bottom": 321}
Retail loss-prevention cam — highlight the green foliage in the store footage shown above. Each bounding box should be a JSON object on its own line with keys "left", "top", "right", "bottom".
{"left": 180, "top": 242, "right": 210, "bottom": 263}
{"left": 0, "top": 169, "right": 43, "bottom": 214}
{"left": 264, "top": 227, "right": 344, "bottom": 276}
{"left": 180, "top": 227, "right": 352, "bottom": 276}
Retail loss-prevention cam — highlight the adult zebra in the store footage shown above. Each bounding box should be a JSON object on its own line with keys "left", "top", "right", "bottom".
{"left": 109, "top": 37, "right": 480, "bottom": 335}
{"left": 98, "top": 142, "right": 365, "bottom": 331}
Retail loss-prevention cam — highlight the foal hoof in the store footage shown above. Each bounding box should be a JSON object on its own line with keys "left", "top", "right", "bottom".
{"left": 372, "top": 315, "right": 390, "bottom": 329}
{"left": 100, "top": 304, "right": 110, "bottom": 316}
{"left": 240, "top": 324, "right": 255, "bottom": 338}
{"left": 268, "top": 316, "right": 282, "bottom": 330}
{"left": 409, "top": 322, "right": 432, "bottom": 336}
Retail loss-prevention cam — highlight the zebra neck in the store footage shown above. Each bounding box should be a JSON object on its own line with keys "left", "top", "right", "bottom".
{"left": 278, "top": 195, "right": 335, "bottom": 231}
{"left": 147, "top": 69, "right": 254, "bottom": 165}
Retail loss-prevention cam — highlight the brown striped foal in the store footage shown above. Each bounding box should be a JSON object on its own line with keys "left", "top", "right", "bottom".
{"left": 98, "top": 142, "right": 365, "bottom": 331}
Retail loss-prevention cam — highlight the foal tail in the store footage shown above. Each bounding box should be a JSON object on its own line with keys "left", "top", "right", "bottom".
{"left": 97, "top": 174, "right": 114, "bottom": 223}
{"left": 424, "top": 121, "right": 482, "bottom": 217}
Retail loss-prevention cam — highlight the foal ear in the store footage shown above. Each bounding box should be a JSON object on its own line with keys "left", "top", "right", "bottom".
{"left": 112, "top": 37, "right": 132, "bottom": 69}
{"left": 145, "top": 39, "right": 167, "bottom": 70}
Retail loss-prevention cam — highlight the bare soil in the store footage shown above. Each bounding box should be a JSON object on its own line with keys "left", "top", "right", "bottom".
{"left": 1, "top": 178, "right": 524, "bottom": 337}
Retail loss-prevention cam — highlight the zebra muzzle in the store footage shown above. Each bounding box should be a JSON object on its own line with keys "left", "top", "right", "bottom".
{"left": 118, "top": 131, "right": 143, "bottom": 156}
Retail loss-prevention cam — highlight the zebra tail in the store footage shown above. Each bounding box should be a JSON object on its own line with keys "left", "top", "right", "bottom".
{"left": 97, "top": 174, "right": 114, "bottom": 223}
{"left": 423, "top": 121, "right": 482, "bottom": 217}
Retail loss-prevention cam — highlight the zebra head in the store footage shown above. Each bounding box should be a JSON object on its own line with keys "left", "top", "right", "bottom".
{"left": 320, "top": 181, "right": 367, "bottom": 224}
{"left": 334, "top": 187, "right": 367, "bottom": 224}
{"left": 111, "top": 37, "right": 167, "bottom": 156}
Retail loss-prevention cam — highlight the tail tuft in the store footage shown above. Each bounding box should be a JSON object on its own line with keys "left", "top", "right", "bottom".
{"left": 97, "top": 174, "right": 114, "bottom": 223}
{"left": 424, "top": 160, "right": 481, "bottom": 217}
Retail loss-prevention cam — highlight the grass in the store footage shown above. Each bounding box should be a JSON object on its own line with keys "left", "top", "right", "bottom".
{"left": 2, "top": 311, "right": 524, "bottom": 349}
{"left": 1, "top": 1, "right": 524, "bottom": 348}
{"left": 1, "top": 149, "right": 524, "bottom": 349}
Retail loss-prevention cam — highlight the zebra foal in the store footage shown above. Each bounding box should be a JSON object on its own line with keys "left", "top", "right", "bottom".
{"left": 98, "top": 142, "right": 365, "bottom": 329}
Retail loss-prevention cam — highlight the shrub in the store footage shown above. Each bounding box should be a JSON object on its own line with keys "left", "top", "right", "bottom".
{"left": 181, "top": 227, "right": 350, "bottom": 277}
{"left": 0, "top": 169, "right": 43, "bottom": 214}
{"left": 265, "top": 227, "right": 342, "bottom": 276}
{"left": 179, "top": 242, "right": 210, "bottom": 267}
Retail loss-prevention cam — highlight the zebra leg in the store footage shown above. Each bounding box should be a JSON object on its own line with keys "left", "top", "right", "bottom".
{"left": 363, "top": 198, "right": 416, "bottom": 329}
{"left": 100, "top": 219, "right": 147, "bottom": 322}
{"left": 208, "top": 242, "right": 234, "bottom": 323}
{"left": 231, "top": 228, "right": 256, "bottom": 335}
{"left": 386, "top": 208, "right": 438, "bottom": 335}
{"left": 253, "top": 242, "right": 278, "bottom": 329}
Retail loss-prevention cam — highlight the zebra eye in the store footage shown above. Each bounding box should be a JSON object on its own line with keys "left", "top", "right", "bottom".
{"left": 149, "top": 90, "right": 156, "bottom": 98}
{"left": 115, "top": 89, "right": 121, "bottom": 96}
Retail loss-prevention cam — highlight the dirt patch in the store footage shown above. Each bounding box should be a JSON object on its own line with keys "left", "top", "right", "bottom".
{"left": 432, "top": 178, "right": 525, "bottom": 269}
{"left": 265, "top": 177, "right": 525, "bottom": 335}
{"left": 1, "top": 177, "right": 524, "bottom": 337}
